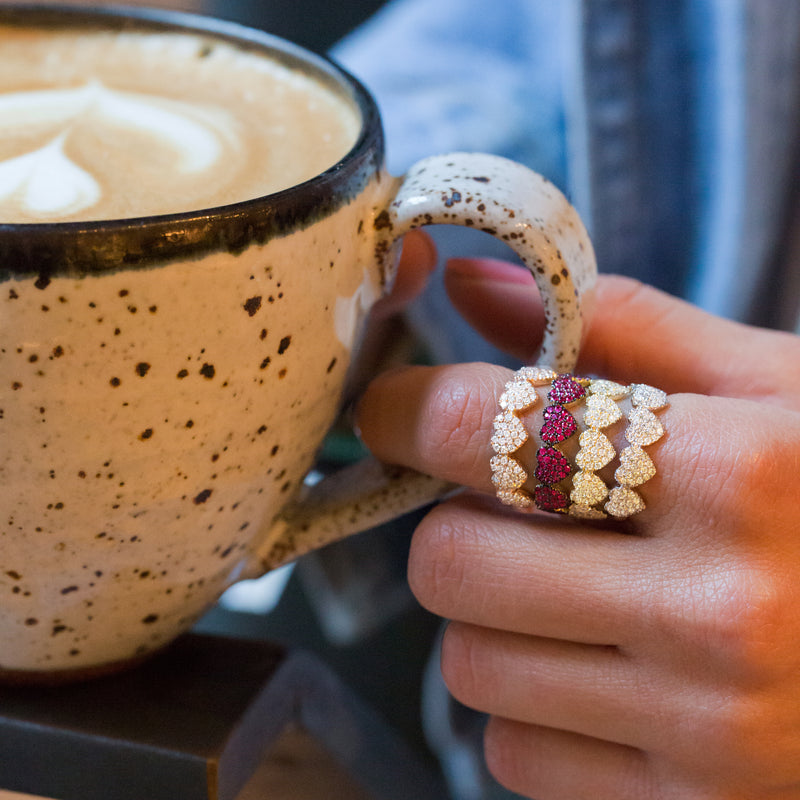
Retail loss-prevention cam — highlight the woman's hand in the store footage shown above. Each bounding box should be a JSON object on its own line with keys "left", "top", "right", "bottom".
{"left": 358, "top": 255, "right": 800, "bottom": 799}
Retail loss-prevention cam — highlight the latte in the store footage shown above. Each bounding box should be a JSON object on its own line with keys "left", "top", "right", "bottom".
{"left": 0, "top": 24, "right": 360, "bottom": 223}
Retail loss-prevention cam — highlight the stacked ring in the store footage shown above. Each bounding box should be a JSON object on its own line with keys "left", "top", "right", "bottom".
{"left": 605, "top": 383, "right": 668, "bottom": 518}
{"left": 489, "top": 367, "right": 669, "bottom": 521}
{"left": 490, "top": 366, "right": 557, "bottom": 509}
{"left": 568, "top": 379, "right": 629, "bottom": 519}
{"left": 532, "top": 375, "right": 587, "bottom": 513}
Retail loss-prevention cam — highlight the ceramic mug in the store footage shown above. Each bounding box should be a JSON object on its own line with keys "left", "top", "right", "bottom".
{"left": 0, "top": 5, "right": 597, "bottom": 681}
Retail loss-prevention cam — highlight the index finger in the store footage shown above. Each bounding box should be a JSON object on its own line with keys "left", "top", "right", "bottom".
{"left": 444, "top": 263, "right": 800, "bottom": 403}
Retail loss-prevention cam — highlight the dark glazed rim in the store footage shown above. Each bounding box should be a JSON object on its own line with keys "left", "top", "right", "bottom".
{"left": 0, "top": 4, "right": 384, "bottom": 281}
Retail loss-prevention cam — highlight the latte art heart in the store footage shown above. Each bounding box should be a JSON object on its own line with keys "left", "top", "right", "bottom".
{"left": 0, "top": 81, "right": 234, "bottom": 220}
{"left": 0, "top": 132, "right": 100, "bottom": 216}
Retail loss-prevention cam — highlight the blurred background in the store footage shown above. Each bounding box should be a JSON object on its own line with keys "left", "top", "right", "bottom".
{"left": 0, "top": 0, "right": 390, "bottom": 53}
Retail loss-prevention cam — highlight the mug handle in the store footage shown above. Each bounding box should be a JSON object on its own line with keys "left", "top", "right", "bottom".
{"left": 247, "top": 152, "right": 597, "bottom": 576}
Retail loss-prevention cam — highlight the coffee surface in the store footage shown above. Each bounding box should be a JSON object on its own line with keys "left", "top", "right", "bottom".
{"left": 0, "top": 25, "right": 360, "bottom": 223}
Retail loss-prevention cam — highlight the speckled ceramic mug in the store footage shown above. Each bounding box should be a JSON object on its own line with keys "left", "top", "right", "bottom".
{"left": 0, "top": 5, "right": 597, "bottom": 681}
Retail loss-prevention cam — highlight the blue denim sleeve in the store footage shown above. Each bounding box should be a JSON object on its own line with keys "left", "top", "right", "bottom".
{"left": 332, "top": 0, "right": 568, "bottom": 185}
{"left": 333, "top": 0, "right": 800, "bottom": 334}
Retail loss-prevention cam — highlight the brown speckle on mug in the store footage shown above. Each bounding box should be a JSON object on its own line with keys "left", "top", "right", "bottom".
{"left": 193, "top": 489, "right": 213, "bottom": 504}
{"left": 373, "top": 209, "right": 392, "bottom": 231}
{"left": 442, "top": 189, "right": 462, "bottom": 208}
{"left": 243, "top": 296, "right": 262, "bottom": 316}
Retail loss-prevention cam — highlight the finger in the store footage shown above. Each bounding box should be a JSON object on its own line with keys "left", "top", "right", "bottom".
{"left": 358, "top": 361, "right": 510, "bottom": 494}
{"left": 408, "top": 494, "right": 642, "bottom": 645}
{"left": 409, "top": 493, "right": 741, "bottom": 673}
{"left": 441, "top": 621, "right": 693, "bottom": 757}
{"left": 358, "top": 360, "right": 778, "bottom": 534}
{"left": 445, "top": 258, "right": 800, "bottom": 401}
{"left": 483, "top": 717, "right": 660, "bottom": 800}
{"left": 444, "top": 257, "right": 545, "bottom": 357}
{"left": 369, "top": 228, "right": 437, "bottom": 321}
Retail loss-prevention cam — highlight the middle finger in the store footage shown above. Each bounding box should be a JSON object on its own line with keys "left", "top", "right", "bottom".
{"left": 409, "top": 493, "right": 657, "bottom": 647}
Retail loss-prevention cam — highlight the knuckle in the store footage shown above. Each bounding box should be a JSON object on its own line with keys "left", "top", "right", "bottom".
{"left": 723, "top": 430, "right": 795, "bottom": 514}
{"left": 661, "top": 559, "right": 798, "bottom": 686}
{"left": 665, "top": 398, "right": 798, "bottom": 527}
{"left": 416, "top": 365, "right": 506, "bottom": 482}
{"left": 701, "top": 570, "right": 792, "bottom": 684}
{"left": 640, "top": 550, "right": 800, "bottom": 693}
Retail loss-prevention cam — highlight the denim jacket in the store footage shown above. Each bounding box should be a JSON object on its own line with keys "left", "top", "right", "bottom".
{"left": 334, "top": 0, "right": 800, "bottom": 345}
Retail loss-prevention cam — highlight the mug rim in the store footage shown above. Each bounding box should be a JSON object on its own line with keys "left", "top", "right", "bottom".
{"left": 0, "top": 4, "right": 384, "bottom": 278}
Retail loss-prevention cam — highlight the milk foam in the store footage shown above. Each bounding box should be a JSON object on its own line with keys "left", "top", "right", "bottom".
{"left": 0, "top": 81, "right": 232, "bottom": 219}
{"left": 0, "top": 26, "right": 360, "bottom": 222}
